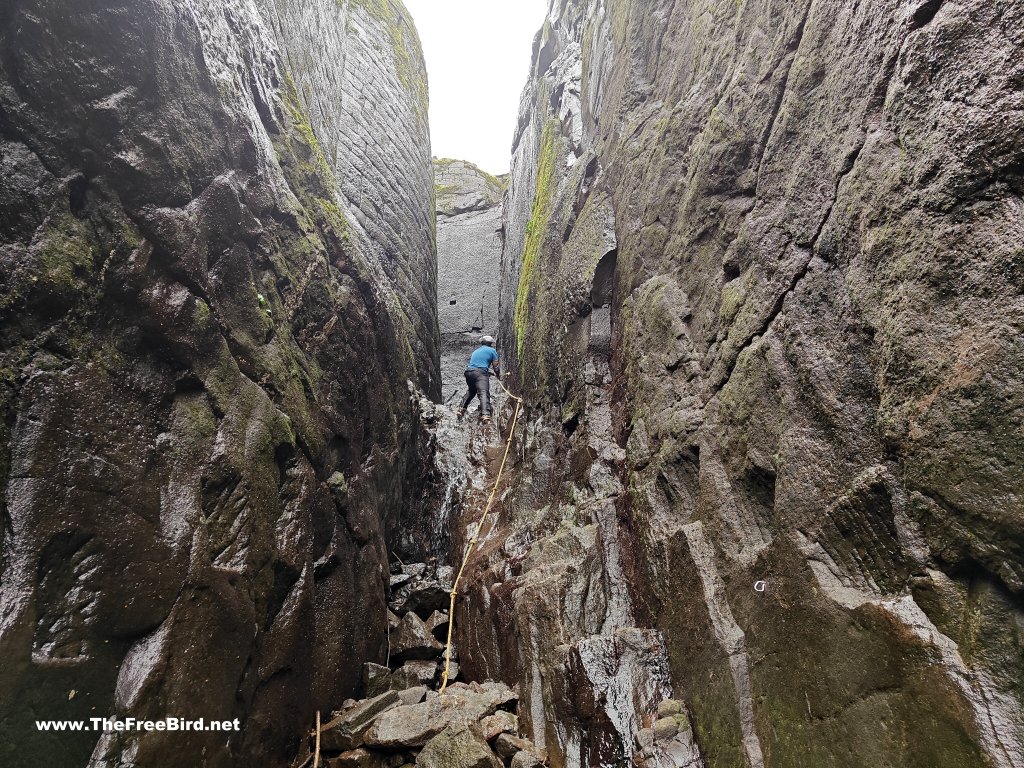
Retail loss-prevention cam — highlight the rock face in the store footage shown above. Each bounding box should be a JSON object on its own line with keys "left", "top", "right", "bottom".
{"left": 435, "top": 159, "right": 505, "bottom": 404}
{"left": 265, "top": 0, "right": 439, "bottom": 398}
{"left": 0, "top": 1, "right": 436, "bottom": 766}
{"left": 463, "top": 0, "right": 1024, "bottom": 767}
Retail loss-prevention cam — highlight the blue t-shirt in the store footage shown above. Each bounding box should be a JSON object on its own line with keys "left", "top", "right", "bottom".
{"left": 467, "top": 345, "right": 498, "bottom": 371}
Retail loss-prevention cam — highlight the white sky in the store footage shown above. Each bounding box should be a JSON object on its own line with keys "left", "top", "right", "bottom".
{"left": 402, "top": 0, "right": 549, "bottom": 175}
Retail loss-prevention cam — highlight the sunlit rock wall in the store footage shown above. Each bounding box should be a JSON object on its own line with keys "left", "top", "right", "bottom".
{"left": 0, "top": 0, "right": 435, "bottom": 766}
{"left": 464, "top": 0, "right": 1024, "bottom": 766}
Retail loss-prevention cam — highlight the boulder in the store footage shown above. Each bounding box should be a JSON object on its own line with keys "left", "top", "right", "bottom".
{"left": 324, "top": 748, "right": 383, "bottom": 768}
{"left": 642, "top": 737, "right": 702, "bottom": 768}
{"left": 389, "top": 659, "right": 437, "bottom": 689}
{"left": 396, "top": 686, "right": 428, "bottom": 705}
{"left": 391, "top": 585, "right": 450, "bottom": 617}
{"left": 436, "top": 567, "right": 455, "bottom": 589}
{"left": 425, "top": 610, "right": 450, "bottom": 640}
{"left": 456, "top": 681, "right": 517, "bottom": 708}
{"left": 390, "top": 611, "right": 443, "bottom": 661}
{"left": 390, "top": 567, "right": 454, "bottom": 616}
{"left": 656, "top": 699, "right": 683, "bottom": 718}
{"left": 479, "top": 710, "right": 518, "bottom": 741}
{"left": 510, "top": 752, "right": 544, "bottom": 768}
{"left": 320, "top": 691, "right": 401, "bottom": 751}
{"left": 390, "top": 572, "right": 414, "bottom": 589}
{"left": 416, "top": 725, "right": 502, "bottom": 768}
{"left": 493, "top": 733, "right": 535, "bottom": 760}
{"left": 363, "top": 662, "right": 392, "bottom": 697}
{"left": 653, "top": 717, "right": 678, "bottom": 741}
{"left": 362, "top": 701, "right": 437, "bottom": 748}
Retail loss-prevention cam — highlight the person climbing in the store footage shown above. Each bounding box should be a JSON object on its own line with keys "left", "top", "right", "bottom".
{"left": 459, "top": 335, "right": 501, "bottom": 422}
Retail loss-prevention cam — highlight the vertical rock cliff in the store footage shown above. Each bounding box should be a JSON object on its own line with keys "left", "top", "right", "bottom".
{"left": 262, "top": 0, "right": 439, "bottom": 398}
{"left": 463, "top": 0, "right": 1024, "bottom": 767}
{"left": 0, "top": 0, "right": 436, "bottom": 766}
{"left": 435, "top": 158, "right": 505, "bottom": 403}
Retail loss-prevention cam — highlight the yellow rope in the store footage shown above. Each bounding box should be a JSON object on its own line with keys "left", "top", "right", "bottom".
{"left": 312, "top": 711, "right": 320, "bottom": 768}
{"left": 439, "top": 376, "right": 523, "bottom": 693}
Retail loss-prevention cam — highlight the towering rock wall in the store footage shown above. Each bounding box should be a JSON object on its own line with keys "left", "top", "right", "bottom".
{"left": 0, "top": 1, "right": 436, "bottom": 766}
{"left": 435, "top": 159, "right": 505, "bottom": 403}
{"left": 463, "top": 0, "right": 1024, "bottom": 767}
{"left": 262, "top": 0, "right": 439, "bottom": 397}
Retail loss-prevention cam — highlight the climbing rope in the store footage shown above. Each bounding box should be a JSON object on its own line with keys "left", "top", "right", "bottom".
{"left": 439, "top": 376, "right": 523, "bottom": 693}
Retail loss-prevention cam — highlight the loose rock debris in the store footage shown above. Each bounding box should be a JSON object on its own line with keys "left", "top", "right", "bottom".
{"left": 293, "top": 561, "right": 545, "bottom": 768}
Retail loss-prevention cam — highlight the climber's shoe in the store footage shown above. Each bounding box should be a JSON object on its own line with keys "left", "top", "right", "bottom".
{"left": 481, "top": 415, "right": 492, "bottom": 424}
{"left": 457, "top": 408, "right": 467, "bottom": 420}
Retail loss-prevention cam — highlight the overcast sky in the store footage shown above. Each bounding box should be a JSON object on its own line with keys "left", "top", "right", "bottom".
{"left": 403, "top": 0, "right": 549, "bottom": 175}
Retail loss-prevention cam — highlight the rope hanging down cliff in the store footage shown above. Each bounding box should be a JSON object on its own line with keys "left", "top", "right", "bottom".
{"left": 439, "top": 376, "right": 523, "bottom": 693}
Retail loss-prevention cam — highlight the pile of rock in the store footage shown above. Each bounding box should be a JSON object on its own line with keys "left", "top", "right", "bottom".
{"left": 635, "top": 699, "right": 701, "bottom": 768}
{"left": 369, "top": 562, "right": 458, "bottom": 692}
{"left": 304, "top": 681, "right": 544, "bottom": 768}
{"left": 294, "top": 561, "right": 547, "bottom": 767}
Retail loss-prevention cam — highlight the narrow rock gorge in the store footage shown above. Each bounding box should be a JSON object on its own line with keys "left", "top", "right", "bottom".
{"left": 457, "top": 0, "right": 1024, "bottom": 767}
{"left": 2, "top": 0, "right": 1023, "bottom": 767}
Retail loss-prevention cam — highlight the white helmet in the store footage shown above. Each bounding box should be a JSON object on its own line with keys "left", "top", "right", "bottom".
{"left": 480, "top": 335, "right": 496, "bottom": 347}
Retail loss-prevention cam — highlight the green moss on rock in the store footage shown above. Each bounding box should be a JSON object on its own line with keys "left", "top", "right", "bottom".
{"left": 348, "top": 0, "right": 428, "bottom": 120}
{"left": 513, "top": 119, "right": 559, "bottom": 359}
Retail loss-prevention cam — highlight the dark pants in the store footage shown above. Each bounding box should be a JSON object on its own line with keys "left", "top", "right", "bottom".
{"left": 461, "top": 368, "right": 491, "bottom": 416}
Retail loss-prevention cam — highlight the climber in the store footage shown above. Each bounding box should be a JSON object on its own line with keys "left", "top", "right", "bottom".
{"left": 459, "top": 335, "right": 501, "bottom": 422}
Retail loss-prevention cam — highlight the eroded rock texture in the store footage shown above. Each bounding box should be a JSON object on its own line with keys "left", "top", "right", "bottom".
{"left": 462, "top": 0, "right": 1024, "bottom": 766}
{"left": 436, "top": 159, "right": 505, "bottom": 404}
{"left": 0, "top": 0, "right": 435, "bottom": 766}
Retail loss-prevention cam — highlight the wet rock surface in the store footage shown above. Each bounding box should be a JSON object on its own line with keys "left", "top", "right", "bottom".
{"left": 467, "top": 0, "right": 1024, "bottom": 766}
{"left": 435, "top": 159, "right": 506, "bottom": 404}
{"left": 0, "top": 1, "right": 436, "bottom": 766}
